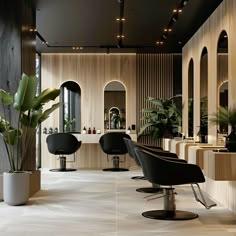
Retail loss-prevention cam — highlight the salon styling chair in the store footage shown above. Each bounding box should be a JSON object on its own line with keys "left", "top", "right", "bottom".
{"left": 46, "top": 132, "right": 81, "bottom": 172}
{"left": 135, "top": 148, "right": 216, "bottom": 220}
{"left": 99, "top": 132, "right": 131, "bottom": 171}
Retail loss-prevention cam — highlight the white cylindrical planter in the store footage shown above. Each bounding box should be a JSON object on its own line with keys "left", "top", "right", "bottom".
{"left": 3, "top": 172, "right": 29, "bottom": 206}
{"left": 0, "top": 173, "right": 3, "bottom": 201}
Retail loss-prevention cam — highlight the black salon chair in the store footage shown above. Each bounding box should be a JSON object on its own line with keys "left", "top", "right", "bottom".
{"left": 135, "top": 148, "right": 216, "bottom": 220}
{"left": 46, "top": 132, "right": 81, "bottom": 172}
{"left": 124, "top": 138, "right": 181, "bottom": 193}
{"left": 99, "top": 132, "right": 131, "bottom": 171}
{"left": 124, "top": 138, "right": 164, "bottom": 180}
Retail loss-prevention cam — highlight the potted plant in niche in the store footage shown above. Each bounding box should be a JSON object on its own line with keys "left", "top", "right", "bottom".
{"left": 0, "top": 73, "right": 61, "bottom": 205}
{"left": 138, "top": 95, "right": 182, "bottom": 142}
{"left": 210, "top": 105, "right": 236, "bottom": 152}
{"left": 197, "top": 96, "right": 208, "bottom": 143}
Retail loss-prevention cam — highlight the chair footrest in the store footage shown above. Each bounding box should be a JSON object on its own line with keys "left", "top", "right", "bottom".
{"left": 191, "top": 184, "right": 217, "bottom": 209}
{"left": 142, "top": 210, "right": 198, "bottom": 220}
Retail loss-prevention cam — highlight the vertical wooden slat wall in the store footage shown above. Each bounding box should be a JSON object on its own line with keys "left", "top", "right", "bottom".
{"left": 136, "top": 53, "right": 174, "bottom": 146}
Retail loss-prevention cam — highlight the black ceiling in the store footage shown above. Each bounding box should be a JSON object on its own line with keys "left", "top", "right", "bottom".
{"left": 35, "top": 0, "right": 223, "bottom": 53}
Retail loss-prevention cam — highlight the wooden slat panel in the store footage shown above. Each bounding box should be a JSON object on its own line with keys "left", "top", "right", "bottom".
{"left": 136, "top": 53, "right": 174, "bottom": 146}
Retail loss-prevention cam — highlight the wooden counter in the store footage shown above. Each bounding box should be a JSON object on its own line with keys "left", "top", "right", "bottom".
{"left": 204, "top": 150, "right": 236, "bottom": 180}
{"left": 41, "top": 133, "right": 137, "bottom": 170}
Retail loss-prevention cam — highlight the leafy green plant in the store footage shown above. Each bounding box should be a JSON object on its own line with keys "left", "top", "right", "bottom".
{"left": 64, "top": 117, "right": 76, "bottom": 132}
{"left": 209, "top": 105, "right": 236, "bottom": 130}
{"left": 197, "top": 96, "right": 208, "bottom": 136}
{"left": 138, "top": 95, "right": 182, "bottom": 140}
{"left": 0, "top": 73, "right": 61, "bottom": 172}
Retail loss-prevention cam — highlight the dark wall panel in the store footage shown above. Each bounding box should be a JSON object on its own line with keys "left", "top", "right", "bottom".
{"left": 0, "top": 0, "right": 36, "bottom": 170}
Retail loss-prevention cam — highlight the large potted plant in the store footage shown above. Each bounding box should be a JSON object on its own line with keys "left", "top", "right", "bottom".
{"left": 138, "top": 95, "right": 182, "bottom": 142}
{"left": 0, "top": 73, "right": 60, "bottom": 205}
{"left": 210, "top": 106, "right": 236, "bottom": 152}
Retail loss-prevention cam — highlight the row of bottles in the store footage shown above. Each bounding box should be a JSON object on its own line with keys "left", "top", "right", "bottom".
{"left": 83, "top": 127, "right": 101, "bottom": 134}
{"left": 43, "top": 127, "right": 58, "bottom": 134}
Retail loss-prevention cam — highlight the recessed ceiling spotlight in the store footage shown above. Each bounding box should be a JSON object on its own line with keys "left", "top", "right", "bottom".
{"left": 173, "top": 9, "right": 177, "bottom": 13}
{"left": 178, "top": 9, "right": 182, "bottom": 13}
{"left": 116, "top": 18, "right": 126, "bottom": 21}
{"left": 72, "top": 46, "right": 83, "bottom": 50}
{"left": 117, "top": 35, "right": 125, "bottom": 38}
{"left": 29, "top": 28, "right": 37, "bottom": 32}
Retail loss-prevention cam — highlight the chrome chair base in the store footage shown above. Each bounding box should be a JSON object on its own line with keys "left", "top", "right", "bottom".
{"left": 50, "top": 168, "right": 77, "bottom": 172}
{"left": 102, "top": 168, "right": 129, "bottom": 172}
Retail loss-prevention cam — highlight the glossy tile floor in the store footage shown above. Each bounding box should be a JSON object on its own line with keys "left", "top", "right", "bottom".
{"left": 1, "top": 169, "right": 236, "bottom": 235}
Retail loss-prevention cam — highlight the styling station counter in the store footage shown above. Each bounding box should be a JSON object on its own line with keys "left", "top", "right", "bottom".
{"left": 41, "top": 132, "right": 137, "bottom": 170}
{"left": 200, "top": 150, "right": 236, "bottom": 215}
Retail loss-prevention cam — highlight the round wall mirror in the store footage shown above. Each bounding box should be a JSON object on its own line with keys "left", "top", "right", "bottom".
{"left": 104, "top": 81, "right": 126, "bottom": 130}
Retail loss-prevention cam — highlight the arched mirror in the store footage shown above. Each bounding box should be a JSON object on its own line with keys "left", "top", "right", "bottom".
{"left": 104, "top": 81, "right": 126, "bottom": 130}
{"left": 217, "top": 30, "right": 228, "bottom": 136}
{"left": 60, "top": 81, "right": 81, "bottom": 133}
{"left": 188, "top": 59, "right": 194, "bottom": 137}
{"left": 199, "top": 47, "right": 208, "bottom": 142}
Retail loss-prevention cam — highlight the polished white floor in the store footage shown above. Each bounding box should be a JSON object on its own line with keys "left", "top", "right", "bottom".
{"left": 1, "top": 169, "right": 236, "bottom": 235}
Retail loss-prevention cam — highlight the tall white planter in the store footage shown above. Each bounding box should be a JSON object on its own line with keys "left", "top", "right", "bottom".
{"left": 3, "top": 172, "right": 29, "bottom": 206}
{"left": 0, "top": 173, "right": 3, "bottom": 201}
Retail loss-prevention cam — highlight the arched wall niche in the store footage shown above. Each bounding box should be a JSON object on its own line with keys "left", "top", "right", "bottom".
{"left": 199, "top": 47, "right": 208, "bottom": 142}
{"left": 217, "top": 30, "right": 228, "bottom": 135}
{"left": 188, "top": 58, "right": 194, "bottom": 137}
{"left": 104, "top": 81, "right": 126, "bottom": 130}
{"left": 60, "top": 81, "right": 81, "bottom": 133}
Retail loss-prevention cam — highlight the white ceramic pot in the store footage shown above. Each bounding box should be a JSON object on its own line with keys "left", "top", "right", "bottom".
{"left": 0, "top": 173, "right": 3, "bottom": 201}
{"left": 3, "top": 172, "right": 29, "bottom": 206}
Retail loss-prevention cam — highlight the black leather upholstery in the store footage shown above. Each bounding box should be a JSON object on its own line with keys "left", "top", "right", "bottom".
{"left": 99, "top": 132, "right": 131, "bottom": 171}
{"left": 135, "top": 148, "right": 205, "bottom": 186}
{"left": 134, "top": 147, "right": 206, "bottom": 220}
{"left": 46, "top": 132, "right": 81, "bottom": 171}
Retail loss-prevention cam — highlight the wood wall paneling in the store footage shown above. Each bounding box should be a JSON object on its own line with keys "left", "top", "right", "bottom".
{"left": 136, "top": 53, "right": 175, "bottom": 146}
{"left": 182, "top": 0, "right": 236, "bottom": 214}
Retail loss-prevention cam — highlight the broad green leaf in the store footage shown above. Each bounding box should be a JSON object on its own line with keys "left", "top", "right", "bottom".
{"left": 38, "top": 102, "right": 62, "bottom": 124}
{"left": 32, "top": 88, "right": 60, "bottom": 109}
{"left": 13, "top": 74, "right": 37, "bottom": 111}
{"left": 0, "top": 89, "right": 13, "bottom": 105}
{"left": 3, "top": 128, "right": 22, "bottom": 145}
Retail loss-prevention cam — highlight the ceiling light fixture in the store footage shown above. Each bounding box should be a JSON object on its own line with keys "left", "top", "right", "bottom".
{"left": 117, "top": 35, "right": 125, "bottom": 38}
{"left": 72, "top": 46, "right": 83, "bottom": 50}
{"left": 116, "top": 18, "right": 126, "bottom": 21}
